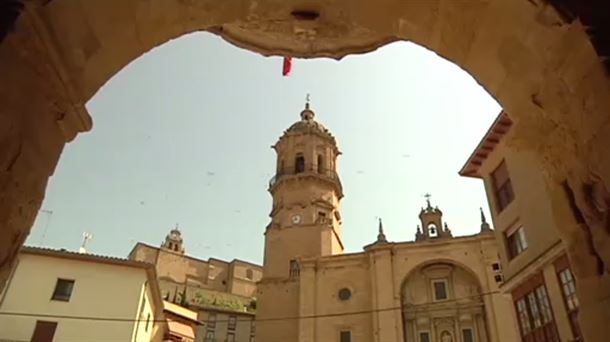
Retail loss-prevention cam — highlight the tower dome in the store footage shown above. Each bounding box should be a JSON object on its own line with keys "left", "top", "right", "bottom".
{"left": 282, "top": 99, "right": 337, "bottom": 144}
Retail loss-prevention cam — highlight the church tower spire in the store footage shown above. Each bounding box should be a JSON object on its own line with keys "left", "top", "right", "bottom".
{"left": 161, "top": 224, "right": 185, "bottom": 254}
{"left": 480, "top": 207, "right": 492, "bottom": 233}
{"left": 263, "top": 100, "right": 343, "bottom": 278}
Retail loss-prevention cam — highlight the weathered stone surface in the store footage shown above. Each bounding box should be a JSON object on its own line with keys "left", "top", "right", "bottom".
{"left": 1, "top": 0, "right": 610, "bottom": 340}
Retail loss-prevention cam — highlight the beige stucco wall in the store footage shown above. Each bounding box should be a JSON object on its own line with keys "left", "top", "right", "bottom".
{"left": 478, "top": 130, "right": 563, "bottom": 281}
{"left": 475, "top": 126, "right": 586, "bottom": 342}
{"left": 0, "top": 253, "right": 160, "bottom": 342}
{"left": 133, "top": 280, "right": 161, "bottom": 342}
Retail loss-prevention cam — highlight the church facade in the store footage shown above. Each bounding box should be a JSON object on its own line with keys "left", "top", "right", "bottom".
{"left": 129, "top": 227, "right": 261, "bottom": 342}
{"left": 255, "top": 103, "right": 518, "bottom": 342}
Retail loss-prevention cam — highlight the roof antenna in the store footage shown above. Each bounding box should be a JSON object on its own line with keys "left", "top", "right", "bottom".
{"left": 79, "top": 232, "right": 93, "bottom": 254}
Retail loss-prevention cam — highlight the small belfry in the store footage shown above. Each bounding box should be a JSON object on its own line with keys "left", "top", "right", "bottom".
{"left": 161, "top": 224, "right": 185, "bottom": 254}
{"left": 416, "top": 194, "right": 453, "bottom": 241}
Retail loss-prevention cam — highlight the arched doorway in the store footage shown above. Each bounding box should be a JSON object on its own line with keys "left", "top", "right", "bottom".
{"left": 401, "top": 262, "right": 489, "bottom": 342}
{"left": 1, "top": 1, "right": 610, "bottom": 340}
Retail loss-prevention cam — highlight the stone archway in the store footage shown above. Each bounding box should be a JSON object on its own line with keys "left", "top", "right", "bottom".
{"left": 2, "top": 1, "right": 610, "bottom": 340}
{"left": 401, "top": 261, "right": 487, "bottom": 342}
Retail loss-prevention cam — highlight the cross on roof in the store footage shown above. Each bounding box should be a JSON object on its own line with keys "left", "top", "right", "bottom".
{"left": 424, "top": 193, "right": 432, "bottom": 208}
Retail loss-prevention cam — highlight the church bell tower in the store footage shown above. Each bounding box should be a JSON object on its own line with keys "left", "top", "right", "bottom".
{"left": 263, "top": 98, "right": 344, "bottom": 278}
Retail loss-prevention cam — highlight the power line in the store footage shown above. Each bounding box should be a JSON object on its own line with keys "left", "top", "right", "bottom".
{"left": 0, "top": 289, "right": 501, "bottom": 325}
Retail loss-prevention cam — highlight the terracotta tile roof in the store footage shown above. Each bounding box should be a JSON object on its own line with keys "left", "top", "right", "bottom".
{"left": 21, "top": 245, "right": 154, "bottom": 269}
{"left": 459, "top": 111, "right": 512, "bottom": 178}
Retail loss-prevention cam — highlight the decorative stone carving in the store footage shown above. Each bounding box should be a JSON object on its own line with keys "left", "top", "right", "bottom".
{"left": 441, "top": 330, "right": 453, "bottom": 342}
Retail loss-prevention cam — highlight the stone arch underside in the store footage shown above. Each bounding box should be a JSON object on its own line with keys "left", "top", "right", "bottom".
{"left": 2, "top": 1, "right": 610, "bottom": 341}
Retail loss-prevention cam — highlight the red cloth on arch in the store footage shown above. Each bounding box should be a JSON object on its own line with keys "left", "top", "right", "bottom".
{"left": 282, "top": 57, "right": 293, "bottom": 76}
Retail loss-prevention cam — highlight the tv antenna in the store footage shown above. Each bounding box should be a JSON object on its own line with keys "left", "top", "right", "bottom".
{"left": 79, "top": 232, "right": 93, "bottom": 253}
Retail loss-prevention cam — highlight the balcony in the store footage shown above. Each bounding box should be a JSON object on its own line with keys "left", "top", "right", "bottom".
{"left": 268, "top": 166, "right": 342, "bottom": 193}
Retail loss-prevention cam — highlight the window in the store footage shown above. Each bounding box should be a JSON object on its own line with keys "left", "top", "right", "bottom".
{"left": 205, "top": 330, "right": 215, "bottom": 342}
{"left": 318, "top": 211, "right": 327, "bottom": 223}
{"left": 558, "top": 268, "right": 579, "bottom": 311}
{"left": 340, "top": 330, "right": 351, "bottom": 342}
{"left": 427, "top": 223, "right": 438, "bottom": 237}
{"left": 31, "top": 321, "right": 57, "bottom": 342}
{"left": 513, "top": 278, "right": 559, "bottom": 342}
{"left": 317, "top": 155, "right": 324, "bottom": 174}
{"left": 555, "top": 255, "right": 581, "bottom": 340}
{"left": 228, "top": 315, "right": 237, "bottom": 330}
{"left": 289, "top": 259, "right": 300, "bottom": 279}
{"left": 536, "top": 287, "right": 553, "bottom": 324}
{"left": 462, "top": 328, "right": 474, "bottom": 342}
{"left": 507, "top": 227, "right": 528, "bottom": 259}
{"left": 207, "top": 313, "right": 216, "bottom": 330}
{"left": 433, "top": 280, "right": 448, "bottom": 301}
{"left": 419, "top": 332, "right": 430, "bottom": 342}
{"left": 246, "top": 268, "right": 254, "bottom": 280}
{"left": 227, "top": 332, "right": 236, "bottom": 342}
{"left": 295, "top": 154, "right": 305, "bottom": 173}
{"left": 51, "top": 278, "right": 75, "bottom": 301}
{"left": 527, "top": 292, "right": 542, "bottom": 328}
{"left": 338, "top": 288, "right": 352, "bottom": 301}
{"left": 492, "top": 262, "right": 501, "bottom": 271}
{"left": 516, "top": 298, "right": 532, "bottom": 335}
{"left": 491, "top": 161, "right": 514, "bottom": 212}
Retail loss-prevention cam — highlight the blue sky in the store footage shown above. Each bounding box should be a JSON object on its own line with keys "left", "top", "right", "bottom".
{"left": 26, "top": 33, "right": 500, "bottom": 265}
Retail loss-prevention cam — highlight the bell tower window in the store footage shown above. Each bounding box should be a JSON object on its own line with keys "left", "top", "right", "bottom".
{"left": 289, "top": 260, "right": 300, "bottom": 279}
{"left": 317, "top": 155, "right": 324, "bottom": 174}
{"left": 295, "top": 154, "right": 305, "bottom": 173}
{"left": 428, "top": 224, "right": 438, "bottom": 238}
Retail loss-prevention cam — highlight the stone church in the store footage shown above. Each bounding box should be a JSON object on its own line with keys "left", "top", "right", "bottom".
{"left": 255, "top": 103, "right": 519, "bottom": 342}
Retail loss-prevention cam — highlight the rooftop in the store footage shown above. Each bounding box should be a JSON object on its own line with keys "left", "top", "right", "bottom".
{"left": 22, "top": 245, "right": 155, "bottom": 270}
{"left": 130, "top": 242, "right": 262, "bottom": 270}
{"left": 459, "top": 111, "right": 512, "bottom": 178}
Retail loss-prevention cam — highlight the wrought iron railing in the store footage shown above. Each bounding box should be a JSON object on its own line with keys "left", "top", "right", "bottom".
{"left": 268, "top": 166, "right": 342, "bottom": 189}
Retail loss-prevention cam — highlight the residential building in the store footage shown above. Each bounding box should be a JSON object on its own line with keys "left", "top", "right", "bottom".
{"left": 460, "top": 111, "right": 582, "bottom": 342}
{"left": 0, "top": 246, "right": 166, "bottom": 342}
{"left": 255, "top": 102, "right": 519, "bottom": 342}
{"left": 198, "top": 306, "right": 255, "bottom": 342}
{"left": 163, "top": 301, "right": 200, "bottom": 342}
